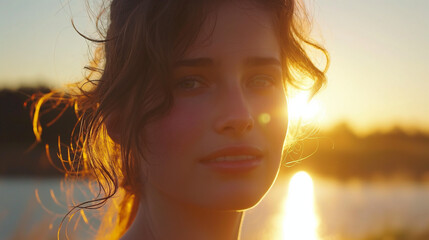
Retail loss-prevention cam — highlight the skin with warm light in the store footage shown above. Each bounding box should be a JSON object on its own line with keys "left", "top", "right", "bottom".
{"left": 122, "top": 1, "right": 288, "bottom": 239}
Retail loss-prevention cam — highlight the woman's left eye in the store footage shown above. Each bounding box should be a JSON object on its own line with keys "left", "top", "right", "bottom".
{"left": 248, "top": 75, "right": 275, "bottom": 88}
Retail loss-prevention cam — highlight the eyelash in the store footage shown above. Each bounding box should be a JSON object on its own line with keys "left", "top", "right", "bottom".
{"left": 174, "top": 73, "right": 279, "bottom": 91}
{"left": 175, "top": 76, "right": 208, "bottom": 90}
{"left": 247, "top": 74, "right": 276, "bottom": 88}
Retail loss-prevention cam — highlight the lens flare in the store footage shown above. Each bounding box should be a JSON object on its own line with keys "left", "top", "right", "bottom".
{"left": 258, "top": 113, "right": 271, "bottom": 125}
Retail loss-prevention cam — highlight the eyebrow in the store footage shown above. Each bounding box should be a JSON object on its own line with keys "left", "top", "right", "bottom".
{"left": 173, "top": 57, "right": 281, "bottom": 68}
{"left": 173, "top": 58, "right": 213, "bottom": 67}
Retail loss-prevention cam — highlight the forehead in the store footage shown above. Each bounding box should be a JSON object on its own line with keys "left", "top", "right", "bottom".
{"left": 183, "top": 0, "right": 280, "bottom": 61}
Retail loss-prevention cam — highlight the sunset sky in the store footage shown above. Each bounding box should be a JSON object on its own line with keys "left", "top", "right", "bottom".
{"left": 1, "top": 0, "right": 428, "bottom": 135}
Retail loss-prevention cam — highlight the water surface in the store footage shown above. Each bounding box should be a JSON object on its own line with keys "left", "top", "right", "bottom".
{"left": 1, "top": 176, "right": 429, "bottom": 239}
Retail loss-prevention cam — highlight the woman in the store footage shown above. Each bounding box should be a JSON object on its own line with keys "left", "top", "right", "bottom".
{"left": 33, "top": 0, "right": 327, "bottom": 239}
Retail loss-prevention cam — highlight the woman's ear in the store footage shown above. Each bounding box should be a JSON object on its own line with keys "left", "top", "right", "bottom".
{"left": 105, "top": 113, "right": 121, "bottom": 144}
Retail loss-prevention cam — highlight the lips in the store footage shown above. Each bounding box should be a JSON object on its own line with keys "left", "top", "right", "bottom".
{"left": 200, "top": 146, "right": 263, "bottom": 162}
{"left": 199, "top": 146, "right": 264, "bottom": 172}
{"left": 209, "top": 155, "right": 257, "bottom": 162}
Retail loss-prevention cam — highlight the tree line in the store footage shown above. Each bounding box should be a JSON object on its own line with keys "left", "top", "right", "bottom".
{"left": 1, "top": 87, "right": 428, "bottom": 180}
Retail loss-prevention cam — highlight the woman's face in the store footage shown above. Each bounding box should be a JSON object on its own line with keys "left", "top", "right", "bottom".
{"left": 142, "top": 1, "right": 288, "bottom": 210}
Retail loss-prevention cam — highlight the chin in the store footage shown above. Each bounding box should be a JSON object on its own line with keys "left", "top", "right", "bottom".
{"left": 224, "top": 195, "right": 267, "bottom": 211}
{"left": 202, "top": 177, "right": 277, "bottom": 211}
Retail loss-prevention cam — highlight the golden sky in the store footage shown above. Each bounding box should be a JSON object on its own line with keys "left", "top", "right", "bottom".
{"left": 1, "top": 0, "right": 428, "bottom": 134}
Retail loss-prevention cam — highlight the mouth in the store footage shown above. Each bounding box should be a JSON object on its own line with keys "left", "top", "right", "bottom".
{"left": 209, "top": 155, "right": 259, "bottom": 162}
{"left": 199, "top": 146, "right": 264, "bottom": 172}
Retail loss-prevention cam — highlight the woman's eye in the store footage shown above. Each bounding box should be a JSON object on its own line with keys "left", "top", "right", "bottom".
{"left": 175, "top": 76, "right": 207, "bottom": 90}
{"left": 248, "top": 75, "right": 275, "bottom": 88}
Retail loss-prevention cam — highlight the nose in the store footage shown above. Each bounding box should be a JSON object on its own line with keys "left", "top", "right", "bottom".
{"left": 214, "top": 88, "right": 254, "bottom": 137}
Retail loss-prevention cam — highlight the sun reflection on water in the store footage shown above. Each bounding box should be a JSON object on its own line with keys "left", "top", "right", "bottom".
{"left": 281, "top": 171, "right": 319, "bottom": 240}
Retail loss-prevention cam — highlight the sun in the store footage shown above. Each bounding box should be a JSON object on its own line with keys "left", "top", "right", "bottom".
{"left": 288, "top": 91, "right": 323, "bottom": 124}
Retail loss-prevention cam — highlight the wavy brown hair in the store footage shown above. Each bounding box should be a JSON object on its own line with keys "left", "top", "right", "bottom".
{"left": 31, "top": 0, "right": 328, "bottom": 238}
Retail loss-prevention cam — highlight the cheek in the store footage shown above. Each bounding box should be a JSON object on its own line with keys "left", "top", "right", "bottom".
{"left": 143, "top": 99, "right": 208, "bottom": 163}
{"left": 272, "top": 98, "right": 288, "bottom": 145}
{"left": 141, "top": 99, "right": 211, "bottom": 200}
{"left": 255, "top": 91, "right": 288, "bottom": 152}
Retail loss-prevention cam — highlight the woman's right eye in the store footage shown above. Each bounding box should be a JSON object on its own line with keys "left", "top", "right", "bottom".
{"left": 175, "top": 76, "right": 208, "bottom": 90}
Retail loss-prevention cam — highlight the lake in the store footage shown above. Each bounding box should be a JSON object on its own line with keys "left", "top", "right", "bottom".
{"left": 1, "top": 173, "right": 429, "bottom": 239}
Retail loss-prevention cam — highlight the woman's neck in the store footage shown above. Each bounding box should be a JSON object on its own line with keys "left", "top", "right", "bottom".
{"left": 121, "top": 184, "right": 244, "bottom": 240}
